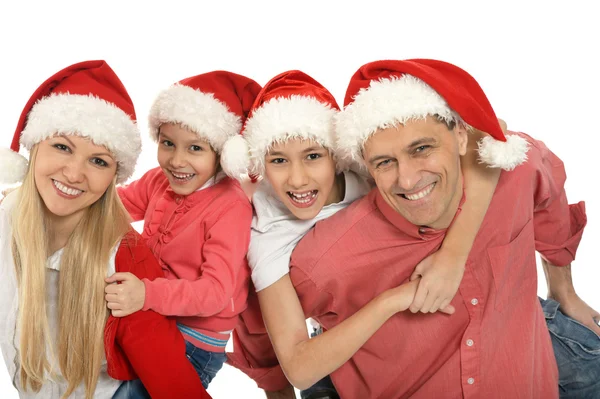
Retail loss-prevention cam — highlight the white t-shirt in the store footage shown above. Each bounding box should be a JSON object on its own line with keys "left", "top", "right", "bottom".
{"left": 0, "top": 191, "right": 121, "bottom": 398}
{"left": 248, "top": 171, "right": 372, "bottom": 291}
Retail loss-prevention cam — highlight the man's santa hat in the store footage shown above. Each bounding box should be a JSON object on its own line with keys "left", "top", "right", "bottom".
{"left": 221, "top": 70, "right": 341, "bottom": 179}
{"left": 0, "top": 60, "right": 141, "bottom": 185}
{"left": 335, "top": 59, "right": 529, "bottom": 171}
{"left": 148, "top": 71, "right": 261, "bottom": 163}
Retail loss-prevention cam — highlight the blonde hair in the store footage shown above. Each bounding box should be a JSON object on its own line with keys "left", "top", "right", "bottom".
{"left": 11, "top": 144, "right": 132, "bottom": 399}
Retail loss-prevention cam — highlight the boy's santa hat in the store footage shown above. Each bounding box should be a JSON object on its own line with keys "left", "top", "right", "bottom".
{"left": 0, "top": 60, "right": 141, "bottom": 184}
{"left": 148, "top": 71, "right": 261, "bottom": 163}
{"left": 335, "top": 59, "right": 529, "bottom": 171}
{"left": 221, "top": 70, "right": 342, "bottom": 179}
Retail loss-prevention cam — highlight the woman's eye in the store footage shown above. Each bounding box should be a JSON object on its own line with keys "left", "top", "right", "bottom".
{"left": 91, "top": 158, "right": 109, "bottom": 167}
{"left": 53, "top": 143, "right": 70, "bottom": 152}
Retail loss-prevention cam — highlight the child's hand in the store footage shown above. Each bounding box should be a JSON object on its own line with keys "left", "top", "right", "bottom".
{"left": 105, "top": 272, "right": 146, "bottom": 317}
{"left": 408, "top": 249, "right": 465, "bottom": 314}
{"left": 384, "top": 279, "right": 455, "bottom": 315}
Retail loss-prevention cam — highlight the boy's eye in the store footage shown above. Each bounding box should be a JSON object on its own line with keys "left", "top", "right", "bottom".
{"left": 306, "top": 153, "right": 321, "bottom": 160}
{"left": 270, "top": 158, "right": 286, "bottom": 164}
{"left": 161, "top": 140, "right": 174, "bottom": 147}
{"left": 53, "top": 143, "right": 71, "bottom": 152}
{"left": 91, "top": 158, "right": 109, "bottom": 167}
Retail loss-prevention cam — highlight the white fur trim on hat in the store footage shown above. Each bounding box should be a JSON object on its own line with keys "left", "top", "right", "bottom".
{"left": 244, "top": 95, "right": 338, "bottom": 176}
{"left": 335, "top": 75, "right": 457, "bottom": 167}
{"left": 0, "top": 148, "right": 29, "bottom": 184}
{"left": 477, "top": 134, "right": 529, "bottom": 171}
{"left": 148, "top": 84, "right": 242, "bottom": 153}
{"left": 221, "top": 134, "right": 251, "bottom": 180}
{"left": 20, "top": 93, "right": 141, "bottom": 183}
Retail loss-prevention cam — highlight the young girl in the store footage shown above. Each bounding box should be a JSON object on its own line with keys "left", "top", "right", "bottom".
{"left": 105, "top": 71, "right": 261, "bottom": 391}
{"left": 220, "top": 70, "right": 502, "bottom": 398}
{"left": 0, "top": 61, "right": 209, "bottom": 399}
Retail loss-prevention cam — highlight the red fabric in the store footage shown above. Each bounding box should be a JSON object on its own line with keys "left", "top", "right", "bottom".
{"left": 245, "top": 70, "right": 340, "bottom": 124}
{"left": 343, "top": 59, "right": 506, "bottom": 143}
{"left": 117, "top": 168, "right": 252, "bottom": 337}
{"left": 104, "top": 230, "right": 211, "bottom": 399}
{"left": 11, "top": 60, "right": 135, "bottom": 152}
{"left": 177, "top": 71, "right": 261, "bottom": 121}
{"left": 234, "top": 133, "right": 586, "bottom": 398}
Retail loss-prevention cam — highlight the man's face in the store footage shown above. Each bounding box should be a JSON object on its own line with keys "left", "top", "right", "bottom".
{"left": 363, "top": 116, "right": 468, "bottom": 229}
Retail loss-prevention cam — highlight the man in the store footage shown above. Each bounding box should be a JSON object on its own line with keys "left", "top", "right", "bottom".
{"left": 233, "top": 59, "right": 597, "bottom": 398}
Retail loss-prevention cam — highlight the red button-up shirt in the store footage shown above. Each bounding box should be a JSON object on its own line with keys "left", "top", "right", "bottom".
{"left": 230, "top": 133, "right": 586, "bottom": 398}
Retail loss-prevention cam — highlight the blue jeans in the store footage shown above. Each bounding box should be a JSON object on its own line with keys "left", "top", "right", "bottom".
{"left": 112, "top": 340, "right": 227, "bottom": 398}
{"left": 541, "top": 297, "right": 600, "bottom": 399}
{"left": 299, "top": 326, "right": 340, "bottom": 399}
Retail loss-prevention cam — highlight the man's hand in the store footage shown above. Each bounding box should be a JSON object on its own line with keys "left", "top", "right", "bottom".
{"left": 265, "top": 384, "right": 296, "bottom": 399}
{"left": 552, "top": 292, "right": 600, "bottom": 335}
{"left": 409, "top": 248, "right": 465, "bottom": 314}
{"left": 105, "top": 272, "right": 146, "bottom": 317}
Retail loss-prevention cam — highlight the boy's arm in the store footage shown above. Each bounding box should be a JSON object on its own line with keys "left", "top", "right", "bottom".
{"left": 410, "top": 126, "right": 502, "bottom": 313}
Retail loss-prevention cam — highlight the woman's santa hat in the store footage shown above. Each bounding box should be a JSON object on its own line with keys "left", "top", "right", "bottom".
{"left": 221, "top": 70, "right": 342, "bottom": 179}
{"left": 0, "top": 60, "right": 141, "bottom": 185}
{"left": 148, "top": 71, "right": 261, "bottom": 162}
{"left": 335, "top": 59, "right": 529, "bottom": 171}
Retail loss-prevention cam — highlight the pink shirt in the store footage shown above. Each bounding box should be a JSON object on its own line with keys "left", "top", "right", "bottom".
{"left": 230, "top": 133, "right": 586, "bottom": 398}
{"left": 118, "top": 167, "right": 252, "bottom": 352}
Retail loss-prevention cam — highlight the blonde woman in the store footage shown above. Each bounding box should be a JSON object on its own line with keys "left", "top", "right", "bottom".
{"left": 0, "top": 61, "right": 210, "bottom": 399}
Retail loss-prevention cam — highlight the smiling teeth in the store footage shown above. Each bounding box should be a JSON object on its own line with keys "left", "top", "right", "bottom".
{"left": 289, "top": 190, "right": 317, "bottom": 204}
{"left": 405, "top": 183, "right": 435, "bottom": 201}
{"left": 171, "top": 171, "right": 195, "bottom": 180}
{"left": 53, "top": 180, "right": 83, "bottom": 196}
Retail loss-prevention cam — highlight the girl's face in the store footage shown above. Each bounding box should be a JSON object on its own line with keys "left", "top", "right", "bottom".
{"left": 264, "top": 138, "right": 341, "bottom": 220}
{"left": 157, "top": 123, "right": 219, "bottom": 196}
{"left": 34, "top": 135, "right": 117, "bottom": 222}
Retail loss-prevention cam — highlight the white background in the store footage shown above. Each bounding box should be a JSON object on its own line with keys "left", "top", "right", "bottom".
{"left": 0, "top": 1, "right": 598, "bottom": 397}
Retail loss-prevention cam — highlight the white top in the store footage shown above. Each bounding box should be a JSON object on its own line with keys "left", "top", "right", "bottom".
{"left": 248, "top": 171, "right": 371, "bottom": 291}
{"left": 0, "top": 191, "right": 121, "bottom": 398}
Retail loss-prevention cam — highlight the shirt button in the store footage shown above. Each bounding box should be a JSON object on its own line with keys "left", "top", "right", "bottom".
{"left": 419, "top": 227, "right": 426, "bottom": 234}
{"left": 466, "top": 339, "right": 474, "bottom": 347}
{"left": 471, "top": 298, "right": 478, "bottom": 305}
{"left": 175, "top": 196, "right": 182, "bottom": 204}
{"left": 467, "top": 377, "right": 475, "bottom": 385}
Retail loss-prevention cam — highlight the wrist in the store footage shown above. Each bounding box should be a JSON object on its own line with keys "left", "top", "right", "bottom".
{"left": 438, "top": 244, "right": 468, "bottom": 267}
{"left": 548, "top": 285, "right": 577, "bottom": 303}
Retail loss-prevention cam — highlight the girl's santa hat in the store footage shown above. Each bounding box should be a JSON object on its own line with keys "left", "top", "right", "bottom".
{"left": 221, "top": 70, "right": 342, "bottom": 179}
{"left": 0, "top": 60, "right": 141, "bottom": 184}
{"left": 335, "top": 59, "right": 529, "bottom": 171}
{"left": 148, "top": 71, "right": 261, "bottom": 164}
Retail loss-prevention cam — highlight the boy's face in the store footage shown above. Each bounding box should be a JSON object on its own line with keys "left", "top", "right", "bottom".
{"left": 264, "top": 138, "right": 340, "bottom": 220}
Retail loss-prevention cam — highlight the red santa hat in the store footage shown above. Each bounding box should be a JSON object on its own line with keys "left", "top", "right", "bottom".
{"left": 148, "top": 71, "right": 261, "bottom": 162}
{"left": 335, "top": 59, "right": 529, "bottom": 171}
{"left": 0, "top": 60, "right": 141, "bottom": 185}
{"left": 221, "top": 70, "right": 341, "bottom": 179}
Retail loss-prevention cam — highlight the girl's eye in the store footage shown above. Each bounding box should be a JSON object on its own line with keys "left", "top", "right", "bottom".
{"left": 161, "top": 140, "right": 174, "bottom": 147}
{"left": 307, "top": 153, "right": 322, "bottom": 160}
{"left": 270, "top": 158, "right": 286, "bottom": 164}
{"left": 190, "top": 145, "right": 203, "bottom": 152}
{"left": 91, "top": 158, "right": 109, "bottom": 167}
{"left": 53, "top": 143, "right": 71, "bottom": 152}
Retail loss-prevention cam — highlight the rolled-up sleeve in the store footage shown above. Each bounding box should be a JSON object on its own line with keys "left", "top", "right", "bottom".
{"left": 531, "top": 138, "right": 587, "bottom": 266}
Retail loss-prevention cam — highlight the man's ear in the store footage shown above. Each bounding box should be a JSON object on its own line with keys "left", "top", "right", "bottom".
{"left": 455, "top": 124, "right": 469, "bottom": 156}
